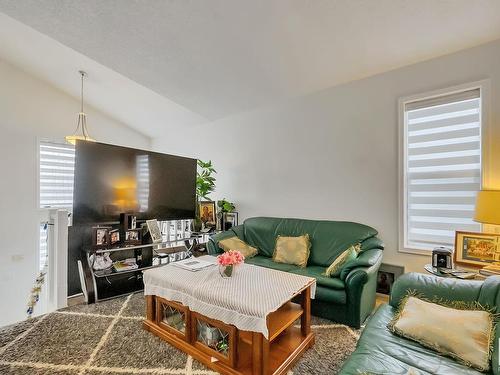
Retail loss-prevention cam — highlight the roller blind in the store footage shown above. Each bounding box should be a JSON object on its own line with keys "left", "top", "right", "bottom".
{"left": 39, "top": 141, "right": 75, "bottom": 210}
{"left": 404, "top": 89, "right": 481, "bottom": 250}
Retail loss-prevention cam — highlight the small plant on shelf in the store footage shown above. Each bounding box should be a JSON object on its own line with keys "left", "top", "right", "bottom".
{"left": 217, "top": 198, "right": 235, "bottom": 213}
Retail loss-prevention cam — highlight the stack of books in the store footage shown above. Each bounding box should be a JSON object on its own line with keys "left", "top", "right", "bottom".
{"left": 479, "top": 264, "right": 500, "bottom": 277}
{"left": 113, "top": 258, "right": 139, "bottom": 272}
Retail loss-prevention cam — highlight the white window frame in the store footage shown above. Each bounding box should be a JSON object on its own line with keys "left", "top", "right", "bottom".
{"left": 36, "top": 137, "right": 74, "bottom": 279}
{"left": 398, "top": 80, "right": 491, "bottom": 255}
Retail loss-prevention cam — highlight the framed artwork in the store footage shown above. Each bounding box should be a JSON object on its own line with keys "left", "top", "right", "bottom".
{"left": 376, "top": 263, "right": 404, "bottom": 295}
{"left": 92, "top": 226, "right": 111, "bottom": 249}
{"left": 125, "top": 229, "right": 142, "bottom": 245}
{"left": 222, "top": 212, "right": 239, "bottom": 231}
{"left": 454, "top": 231, "right": 500, "bottom": 268}
{"left": 146, "top": 219, "right": 163, "bottom": 243}
{"left": 199, "top": 201, "right": 216, "bottom": 227}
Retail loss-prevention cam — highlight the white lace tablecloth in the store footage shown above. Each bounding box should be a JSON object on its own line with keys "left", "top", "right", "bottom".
{"left": 143, "top": 255, "right": 316, "bottom": 338}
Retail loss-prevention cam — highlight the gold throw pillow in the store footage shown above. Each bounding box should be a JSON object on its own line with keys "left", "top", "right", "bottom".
{"left": 388, "top": 296, "right": 494, "bottom": 372}
{"left": 323, "top": 244, "right": 359, "bottom": 277}
{"left": 218, "top": 237, "right": 258, "bottom": 258}
{"left": 273, "top": 234, "right": 311, "bottom": 268}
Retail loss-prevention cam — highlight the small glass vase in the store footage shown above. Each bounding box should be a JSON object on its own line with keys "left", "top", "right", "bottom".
{"left": 219, "top": 264, "right": 236, "bottom": 278}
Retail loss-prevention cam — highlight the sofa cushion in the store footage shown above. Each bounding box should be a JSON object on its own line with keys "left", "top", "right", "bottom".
{"left": 244, "top": 255, "right": 300, "bottom": 272}
{"left": 339, "top": 304, "right": 484, "bottom": 375}
{"left": 290, "top": 266, "right": 345, "bottom": 290}
{"left": 243, "top": 217, "right": 378, "bottom": 267}
{"left": 389, "top": 296, "right": 493, "bottom": 372}
{"left": 273, "top": 234, "right": 311, "bottom": 267}
{"left": 324, "top": 244, "right": 358, "bottom": 277}
{"left": 218, "top": 236, "right": 258, "bottom": 258}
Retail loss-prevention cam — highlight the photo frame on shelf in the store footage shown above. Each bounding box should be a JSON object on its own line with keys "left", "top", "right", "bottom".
{"left": 109, "top": 229, "right": 120, "bottom": 245}
{"left": 454, "top": 231, "right": 500, "bottom": 268}
{"left": 376, "top": 263, "right": 404, "bottom": 295}
{"left": 125, "top": 229, "right": 142, "bottom": 245}
{"left": 146, "top": 219, "right": 163, "bottom": 243}
{"left": 199, "top": 201, "right": 216, "bottom": 228}
{"left": 92, "top": 226, "right": 112, "bottom": 249}
{"left": 222, "top": 212, "right": 239, "bottom": 231}
{"left": 120, "top": 213, "right": 137, "bottom": 230}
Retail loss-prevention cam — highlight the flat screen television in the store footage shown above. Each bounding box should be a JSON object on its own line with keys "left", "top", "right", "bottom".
{"left": 73, "top": 141, "right": 197, "bottom": 224}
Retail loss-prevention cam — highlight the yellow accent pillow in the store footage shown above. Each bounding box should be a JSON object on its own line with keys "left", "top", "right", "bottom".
{"left": 272, "top": 234, "right": 311, "bottom": 268}
{"left": 218, "top": 237, "right": 258, "bottom": 258}
{"left": 324, "top": 244, "right": 359, "bottom": 277}
{"left": 388, "top": 296, "right": 494, "bottom": 372}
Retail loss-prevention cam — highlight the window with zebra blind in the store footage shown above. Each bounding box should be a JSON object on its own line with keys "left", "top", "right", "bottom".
{"left": 39, "top": 141, "right": 75, "bottom": 210}
{"left": 401, "top": 85, "right": 483, "bottom": 251}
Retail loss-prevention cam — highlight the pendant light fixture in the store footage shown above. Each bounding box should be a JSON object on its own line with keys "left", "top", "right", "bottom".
{"left": 65, "top": 70, "right": 95, "bottom": 145}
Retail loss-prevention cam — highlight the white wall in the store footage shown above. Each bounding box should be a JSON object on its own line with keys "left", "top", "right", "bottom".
{"left": 153, "top": 39, "right": 500, "bottom": 274}
{"left": 0, "top": 59, "right": 150, "bottom": 327}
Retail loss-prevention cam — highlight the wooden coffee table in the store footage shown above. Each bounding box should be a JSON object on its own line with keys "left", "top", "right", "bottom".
{"left": 143, "top": 259, "right": 315, "bottom": 375}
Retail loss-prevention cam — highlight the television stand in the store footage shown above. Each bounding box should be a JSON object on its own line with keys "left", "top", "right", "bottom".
{"left": 81, "top": 233, "right": 215, "bottom": 303}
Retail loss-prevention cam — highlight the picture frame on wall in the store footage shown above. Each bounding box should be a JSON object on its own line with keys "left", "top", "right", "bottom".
{"left": 199, "top": 201, "right": 216, "bottom": 228}
{"left": 454, "top": 231, "right": 500, "bottom": 268}
{"left": 376, "top": 263, "right": 404, "bottom": 295}
{"left": 222, "top": 212, "right": 239, "bottom": 231}
{"left": 92, "top": 226, "right": 112, "bottom": 249}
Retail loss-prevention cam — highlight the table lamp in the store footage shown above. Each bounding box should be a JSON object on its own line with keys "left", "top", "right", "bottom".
{"left": 474, "top": 190, "right": 500, "bottom": 230}
{"left": 474, "top": 190, "right": 500, "bottom": 267}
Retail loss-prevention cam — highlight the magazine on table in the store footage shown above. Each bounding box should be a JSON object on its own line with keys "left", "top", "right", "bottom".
{"left": 113, "top": 258, "right": 139, "bottom": 272}
{"left": 172, "top": 258, "right": 215, "bottom": 272}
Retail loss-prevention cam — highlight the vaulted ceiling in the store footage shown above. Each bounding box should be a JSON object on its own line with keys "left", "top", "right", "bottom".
{"left": 1, "top": 0, "right": 500, "bottom": 137}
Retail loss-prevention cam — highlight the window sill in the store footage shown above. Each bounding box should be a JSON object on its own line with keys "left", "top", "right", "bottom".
{"left": 398, "top": 247, "right": 433, "bottom": 256}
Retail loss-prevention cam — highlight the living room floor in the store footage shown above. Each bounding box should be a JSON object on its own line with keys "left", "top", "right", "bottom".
{"left": 0, "top": 292, "right": 361, "bottom": 375}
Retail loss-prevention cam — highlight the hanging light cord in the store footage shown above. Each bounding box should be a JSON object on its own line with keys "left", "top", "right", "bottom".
{"left": 80, "top": 71, "right": 84, "bottom": 114}
{"left": 69, "top": 71, "right": 89, "bottom": 138}
{"left": 79, "top": 71, "right": 90, "bottom": 139}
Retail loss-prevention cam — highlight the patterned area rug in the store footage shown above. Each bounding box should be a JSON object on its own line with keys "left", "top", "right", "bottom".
{"left": 0, "top": 293, "right": 359, "bottom": 374}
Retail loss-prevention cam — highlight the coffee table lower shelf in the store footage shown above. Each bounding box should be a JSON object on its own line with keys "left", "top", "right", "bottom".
{"left": 143, "top": 286, "right": 314, "bottom": 375}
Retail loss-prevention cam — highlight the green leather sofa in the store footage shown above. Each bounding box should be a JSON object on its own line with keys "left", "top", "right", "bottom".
{"left": 339, "top": 272, "right": 500, "bottom": 374}
{"left": 207, "top": 217, "right": 384, "bottom": 328}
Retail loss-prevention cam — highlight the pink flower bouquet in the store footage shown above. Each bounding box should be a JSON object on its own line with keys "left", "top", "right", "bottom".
{"left": 217, "top": 250, "right": 244, "bottom": 277}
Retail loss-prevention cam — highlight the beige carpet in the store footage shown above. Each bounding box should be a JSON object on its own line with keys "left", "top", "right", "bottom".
{"left": 0, "top": 293, "right": 359, "bottom": 374}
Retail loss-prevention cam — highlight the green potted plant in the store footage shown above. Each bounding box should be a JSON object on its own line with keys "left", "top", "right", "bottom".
{"left": 217, "top": 199, "right": 235, "bottom": 213}
{"left": 194, "top": 160, "right": 216, "bottom": 231}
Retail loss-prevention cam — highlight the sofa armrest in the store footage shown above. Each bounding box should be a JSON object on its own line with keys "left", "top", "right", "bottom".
{"left": 340, "top": 249, "right": 383, "bottom": 281}
{"left": 360, "top": 237, "right": 384, "bottom": 251}
{"left": 389, "top": 272, "right": 483, "bottom": 309}
{"left": 344, "top": 252, "right": 383, "bottom": 328}
{"left": 206, "top": 225, "right": 245, "bottom": 255}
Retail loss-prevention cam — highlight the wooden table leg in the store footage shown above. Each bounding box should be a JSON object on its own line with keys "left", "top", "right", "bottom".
{"left": 300, "top": 286, "right": 311, "bottom": 336}
{"left": 262, "top": 336, "right": 269, "bottom": 375}
{"left": 252, "top": 332, "right": 270, "bottom": 375}
{"left": 146, "top": 295, "right": 156, "bottom": 322}
{"left": 252, "top": 332, "right": 262, "bottom": 375}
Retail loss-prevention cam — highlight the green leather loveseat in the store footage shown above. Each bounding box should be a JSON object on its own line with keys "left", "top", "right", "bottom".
{"left": 207, "top": 217, "right": 384, "bottom": 328}
{"left": 339, "top": 272, "right": 500, "bottom": 374}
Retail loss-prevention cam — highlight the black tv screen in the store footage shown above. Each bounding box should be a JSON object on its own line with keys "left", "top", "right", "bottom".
{"left": 73, "top": 141, "right": 196, "bottom": 224}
